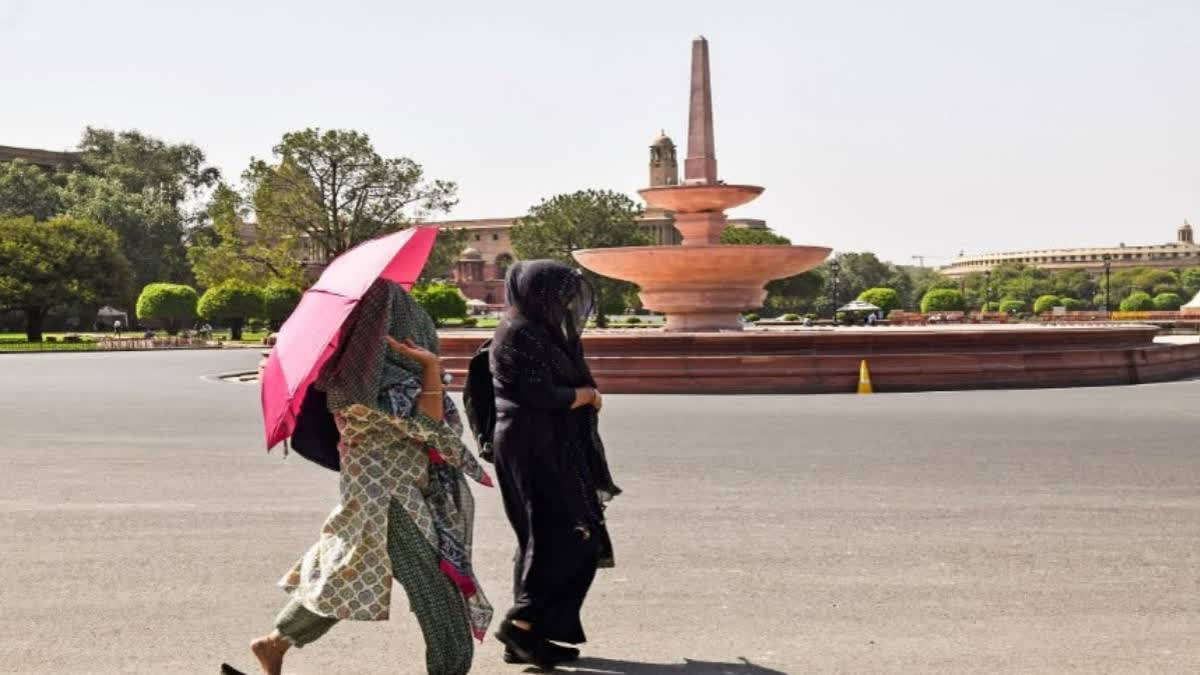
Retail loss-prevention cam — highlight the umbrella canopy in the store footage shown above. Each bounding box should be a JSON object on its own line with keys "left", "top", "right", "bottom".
{"left": 837, "top": 300, "right": 882, "bottom": 313}
{"left": 466, "top": 298, "right": 488, "bottom": 307}
{"left": 260, "top": 227, "right": 438, "bottom": 449}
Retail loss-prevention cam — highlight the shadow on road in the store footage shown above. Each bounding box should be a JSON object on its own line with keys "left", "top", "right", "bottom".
{"left": 554, "top": 656, "right": 788, "bottom": 674}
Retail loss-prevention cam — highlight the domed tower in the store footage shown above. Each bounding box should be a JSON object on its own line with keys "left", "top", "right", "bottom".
{"left": 1178, "top": 219, "right": 1194, "bottom": 245}
{"left": 649, "top": 130, "right": 678, "bottom": 187}
{"left": 455, "top": 246, "right": 485, "bottom": 282}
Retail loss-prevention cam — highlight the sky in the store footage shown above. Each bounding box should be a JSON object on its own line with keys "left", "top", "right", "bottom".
{"left": 2, "top": 0, "right": 1198, "bottom": 266}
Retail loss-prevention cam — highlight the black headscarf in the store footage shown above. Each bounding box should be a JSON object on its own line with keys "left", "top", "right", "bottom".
{"left": 494, "top": 260, "right": 620, "bottom": 507}
{"left": 504, "top": 260, "right": 597, "bottom": 385}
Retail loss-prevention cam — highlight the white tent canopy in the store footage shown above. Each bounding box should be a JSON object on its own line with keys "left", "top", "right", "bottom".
{"left": 837, "top": 300, "right": 882, "bottom": 313}
{"left": 1183, "top": 290, "right": 1200, "bottom": 310}
{"left": 96, "top": 306, "right": 127, "bottom": 318}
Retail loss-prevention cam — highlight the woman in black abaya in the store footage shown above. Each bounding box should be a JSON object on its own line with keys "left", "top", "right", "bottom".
{"left": 489, "top": 260, "right": 620, "bottom": 668}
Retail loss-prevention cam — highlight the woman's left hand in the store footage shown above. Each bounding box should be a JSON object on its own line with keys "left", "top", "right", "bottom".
{"left": 386, "top": 336, "right": 439, "bottom": 368}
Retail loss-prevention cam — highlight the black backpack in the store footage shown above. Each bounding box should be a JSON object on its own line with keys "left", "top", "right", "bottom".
{"left": 461, "top": 338, "right": 497, "bottom": 463}
{"left": 289, "top": 386, "right": 341, "bottom": 471}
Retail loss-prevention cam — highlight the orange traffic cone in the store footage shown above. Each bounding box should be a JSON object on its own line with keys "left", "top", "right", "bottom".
{"left": 857, "top": 359, "right": 873, "bottom": 394}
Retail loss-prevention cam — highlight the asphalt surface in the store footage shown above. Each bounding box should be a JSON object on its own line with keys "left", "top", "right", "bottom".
{"left": 2, "top": 350, "right": 1199, "bottom": 674}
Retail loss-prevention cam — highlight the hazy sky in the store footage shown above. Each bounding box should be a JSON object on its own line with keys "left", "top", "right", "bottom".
{"left": 3, "top": 0, "right": 1197, "bottom": 266}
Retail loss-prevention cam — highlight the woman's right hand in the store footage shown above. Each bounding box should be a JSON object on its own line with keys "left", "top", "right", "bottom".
{"left": 386, "top": 336, "right": 439, "bottom": 368}
{"left": 572, "top": 387, "right": 596, "bottom": 410}
{"left": 591, "top": 389, "right": 603, "bottom": 412}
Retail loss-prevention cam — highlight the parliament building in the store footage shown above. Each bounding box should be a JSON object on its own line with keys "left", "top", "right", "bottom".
{"left": 941, "top": 221, "right": 1198, "bottom": 279}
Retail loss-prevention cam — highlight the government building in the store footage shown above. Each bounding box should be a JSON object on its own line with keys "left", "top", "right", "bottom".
{"left": 940, "top": 221, "right": 1198, "bottom": 279}
{"left": 430, "top": 132, "right": 769, "bottom": 305}
{"left": 0, "top": 144, "right": 79, "bottom": 171}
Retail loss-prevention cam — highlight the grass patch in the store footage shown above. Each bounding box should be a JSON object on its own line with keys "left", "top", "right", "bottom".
{"left": 206, "top": 330, "right": 269, "bottom": 344}
{"left": 440, "top": 318, "right": 500, "bottom": 329}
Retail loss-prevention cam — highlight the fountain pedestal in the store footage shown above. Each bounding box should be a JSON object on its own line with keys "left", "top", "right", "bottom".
{"left": 572, "top": 37, "right": 830, "bottom": 331}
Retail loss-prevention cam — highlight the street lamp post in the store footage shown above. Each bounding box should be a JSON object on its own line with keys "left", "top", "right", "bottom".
{"left": 1102, "top": 254, "right": 1112, "bottom": 314}
{"left": 983, "top": 270, "right": 991, "bottom": 314}
{"left": 829, "top": 259, "right": 841, "bottom": 319}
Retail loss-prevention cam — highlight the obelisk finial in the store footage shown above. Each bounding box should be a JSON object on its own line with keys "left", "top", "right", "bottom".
{"left": 684, "top": 36, "right": 717, "bottom": 184}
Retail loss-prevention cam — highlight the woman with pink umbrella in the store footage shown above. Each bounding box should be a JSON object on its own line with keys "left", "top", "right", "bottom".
{"left": 229, "top": 279, "right": 493, "bottom": 675}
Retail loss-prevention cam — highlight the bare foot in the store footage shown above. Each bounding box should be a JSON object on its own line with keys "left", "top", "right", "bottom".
{"left": 250, "top": 634, "right": 289, "bottom": 675}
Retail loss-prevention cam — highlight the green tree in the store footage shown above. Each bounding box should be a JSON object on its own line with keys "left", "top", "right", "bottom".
{"left": 186, "top": 183, "right": 306, "bottom": 287}
{"left": 1130, "top": 268, "right": 1177, "bottom": 293}
{"left": 263, "top": 282, "right": 303, "bottom": 330}
{"left": 1179, "top": 267, "right": 1200, "bottom": 297}
{"left": 821, "top": 252, "right": 892, "bottom": 302}
{"left": 197, "top": 280, "right": 264, "bottom": 340}
{"left": 906, "top": 267, "right": 956, "bottom": 310}
{"left": 422, "top": 227, "right": 470, "bottom": 284}
{"left": 883, "top": 266, "right": 917, "bottom": 310}
{"left": 0, "top": 159, "right": 63, "bottom": 220}
{"left": 1050, "top": 268, "right": 1096, "bottom": 302}
{"left": 1153, "top": 292, "right": 1183, "bottom": 310}
{"left": 63, "top": 128, "right": 220, "bottom": 325}
{"left": 245, "top": 128, "right": 457, "bottom": 265}
{"left": 920, "top": 288, "right": 965, "bottom": 312}
{"left": 412, "top": 282, "right": 468, "bottom": 326}
{"left": 135, "top": 283, "right": 199, "bottom": 335}
{"left": 510, "top": 189, "right": 650, "bottom": 327}
{"left": 0, "top": 216, "right": 132, "bottom": 341}
{"left": 720, "top": 227, "right": 791, "bottom": 246}
{"left": 1119, "top": 291, "right": 1155, "bottom": 312}
{"left": 719, "top": 227, "right": 826, "bottom": 315}
{"left": 857, "top": 287, "right": 901, "bottom": 313}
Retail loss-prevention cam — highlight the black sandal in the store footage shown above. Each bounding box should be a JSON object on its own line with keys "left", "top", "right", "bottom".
{"left": 494, "top": 620, "right": 556, "bottom": 670}
{"left": 504, "top": 642, "right": 580, "bottom": 664}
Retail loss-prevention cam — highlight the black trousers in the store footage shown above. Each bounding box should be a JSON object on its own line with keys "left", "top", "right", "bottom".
{"left": 506, "top": 525, "right": 598, "bottom": 645}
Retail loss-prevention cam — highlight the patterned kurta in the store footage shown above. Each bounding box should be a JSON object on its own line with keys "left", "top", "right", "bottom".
{"left": 279, "top": 401, "right": 494, "bottom": 640}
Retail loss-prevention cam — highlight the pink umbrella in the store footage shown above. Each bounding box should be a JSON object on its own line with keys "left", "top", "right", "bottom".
{"left": 260, "top": 227, "right": 439, "bottom": 449}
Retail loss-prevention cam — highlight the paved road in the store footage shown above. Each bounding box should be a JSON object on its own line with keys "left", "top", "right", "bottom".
{"left": 2, "top": 351, "right": 1199, "bottom": 674}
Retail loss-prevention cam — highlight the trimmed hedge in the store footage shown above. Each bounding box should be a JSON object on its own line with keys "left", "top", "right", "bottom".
{"left": 1119, "top": 292, "right": 1155, "bottom": 312}
{"left": 136, "top": 283, "right": 199, "bottom": 335}
{"left": 920, "top": 288, "right": 965, "bottom": 312}
{"left": 198, "top": 280, "right": 265, "bottom": 341}
{"left": 1033, "top": 295, "right": 1061, "bottom": 314}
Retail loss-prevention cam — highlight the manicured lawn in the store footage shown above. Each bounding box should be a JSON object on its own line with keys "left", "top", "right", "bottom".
{"left": 209, "top": 330, "right": 269, "bottom": 344}
{"left": 0, "top": 329, "right": 268, "bottom": 352}
{"left": 440, "top": 318, "right": 500, "bottom": 329}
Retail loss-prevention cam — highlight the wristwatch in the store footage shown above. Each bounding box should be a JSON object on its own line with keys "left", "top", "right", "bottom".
{"left": 441, "top": 371, "right": 453, "bottom": 386}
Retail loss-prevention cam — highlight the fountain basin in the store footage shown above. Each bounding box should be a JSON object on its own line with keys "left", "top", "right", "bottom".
{"left": 573, "top": 244, "right": 831, "bottom": 331}
{"left": 438, "top": 325, "right": 1200, "bottom": 394}
{"left": 638, "top": 184, "right": 764, "bottom": 213}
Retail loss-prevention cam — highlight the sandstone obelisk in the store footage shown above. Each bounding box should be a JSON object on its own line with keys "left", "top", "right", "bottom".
{"left": 684, "top": 36, "right": 717, "bottom": 184}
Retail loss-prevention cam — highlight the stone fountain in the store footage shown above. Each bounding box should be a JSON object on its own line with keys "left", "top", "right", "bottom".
{"left": 573, "top": 37, "right": 831, "bottom": 331}
{"left": 435, "top": 37, "right": 1200, "bottom": 395}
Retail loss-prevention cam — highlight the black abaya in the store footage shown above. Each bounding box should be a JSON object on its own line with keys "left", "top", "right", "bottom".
{"left": 489, "top": 261, "right": 619, "bottom": 644}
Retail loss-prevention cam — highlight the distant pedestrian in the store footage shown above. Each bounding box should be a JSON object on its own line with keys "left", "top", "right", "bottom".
{"left": 113, "top": 319, "right": 122, "bottom": 337}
